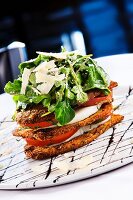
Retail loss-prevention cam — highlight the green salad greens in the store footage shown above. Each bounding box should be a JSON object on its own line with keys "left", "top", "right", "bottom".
{"left": 4, "top": 47, "right": 110, "bottom": 125}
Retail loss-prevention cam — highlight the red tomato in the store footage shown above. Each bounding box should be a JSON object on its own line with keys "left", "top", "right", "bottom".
{"left": 25, "top": 127, "right": 78, "bottom": 147}
{"left": 81, "top": 92, "right": 112, "bottom": 107}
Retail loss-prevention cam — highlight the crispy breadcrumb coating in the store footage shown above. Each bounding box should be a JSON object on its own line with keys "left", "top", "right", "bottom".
{"left": 24, "top": 114, "right": 124, "bottom": 160}
{"left": 13, "top": 103, "right": 112, "bottom": 140}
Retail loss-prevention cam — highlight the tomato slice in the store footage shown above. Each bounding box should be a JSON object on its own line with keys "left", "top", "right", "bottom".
{"left": 81, "top": 92, "right": 112, "bottom": 107}
{"left": 25, "top": 127, "right": 78, "bottom": 147}
{"left": 24, "top": 121, "right": 53, "bottom": 128}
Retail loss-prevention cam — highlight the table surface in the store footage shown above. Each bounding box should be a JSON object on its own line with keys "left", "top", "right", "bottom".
{"left": 0, "top": 53, "right": 133, "bottom": 200}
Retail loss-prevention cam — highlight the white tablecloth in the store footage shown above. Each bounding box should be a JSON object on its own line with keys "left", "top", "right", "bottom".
{"left": 1, "top": 53, "right": 133, "bottom": 200}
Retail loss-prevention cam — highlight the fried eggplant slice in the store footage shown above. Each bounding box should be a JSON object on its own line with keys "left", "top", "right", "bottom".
{"left": 24, "top": 114, "right": 124, "bottom": 160}
{"left": 13, "top": 103, "right": 113, "bottom": 140}
{"left": 15, "top": 81, "right": 117, "bottom": 127}
{"left": 15, "top": 104, "right": 56, "bottom": 126}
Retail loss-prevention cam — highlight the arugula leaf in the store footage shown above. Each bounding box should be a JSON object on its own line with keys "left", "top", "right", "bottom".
{"left": 67, "top": 59, "right": 88, "bottom": 104}
{"left": 77, "top": 89, "right": 88, "bottom": 103}
{"left": 55, "top": 83, "right": 65, "bottom": 102}
{"left": 29, "top": 72, "right": 36, "bottom": 87}
{"left": 65, "top": 88, "right": 75, "bottom": 100}
{"left": 96, "top": 66, "right": 110, "bottom": 86}
{"left": 18, "top": 54, "right": 50, "bottom": 74}
{"left": 25, "top": 86, "right": 36, "bottom": 97}
{"left": 48, "top": 104, "right": 56, "bottom": 113}
{"left": 13, "top": 94, "right": 29, "bottom": 103}
{"left": 4, "top": 48, "right": 112, "bottom": 126}
{"left": 55, "top": 100, "right": 75, "bottom": 125}
{"left": 32, "top": 95, "right": 48, "bottom": 104}
{"left": 33, "top": 54, "right": 50, "bottom": 65}
{"left": 18, "top": 61, "right": 35, "bottom": 74}
{"left": 82, "top": 64, "right": 110, "bottom": 94}
{"left": 16, "top": 101, "right": 28, "bottom": 110}
{"left": 4, "top": 80, "right": 21, "bottom": 94}
{"left": 42, "top": 97, "right": 51, "bottom": 107}
{"left": 71, "top": 86, "right": 88, "bottom": 103}
{"left": 13, "top": 94, "right": 29, "bottom": 110}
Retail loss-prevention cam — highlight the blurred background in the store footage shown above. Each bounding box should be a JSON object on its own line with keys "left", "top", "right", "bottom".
{"left": 0, "top": 0, "right": 133, "bottom": 93}
{"left": 1, "top": 0, "right": 133, "bottom": 58}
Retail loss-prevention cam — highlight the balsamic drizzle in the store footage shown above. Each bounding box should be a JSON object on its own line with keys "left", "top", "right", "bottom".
{"left": 0, "top": 85, "right": 133, "bottom": 188}
{"left": 100, "top": 127, "right": 115, "bottom": 164}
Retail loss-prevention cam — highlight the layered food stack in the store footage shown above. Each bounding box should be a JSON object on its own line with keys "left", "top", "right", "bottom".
{"left": 4, "top": 48, "right": 124, "bottom": 160}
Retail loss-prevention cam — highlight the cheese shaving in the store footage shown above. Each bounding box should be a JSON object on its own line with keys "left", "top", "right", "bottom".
{"left": 33, "top": 60, "right": 65, "bottom": 94}
{"left": 36, "top": 50, "right": 81, "bottom": 59}
{"left": 20, "top": 68, "right": 31, "bottom": 94}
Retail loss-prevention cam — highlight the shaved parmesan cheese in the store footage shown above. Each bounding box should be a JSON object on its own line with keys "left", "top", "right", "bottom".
{"left": 35, "top": 71, "right": 46, "bottom": 83}
{"left": 37, "top": 82, "right": 55, "bottom": 94}
{"left": 33, "top": 60, "right": 56, "bottom": 73}
{"left": 36, "top": 50, "right": 81, "bottom": 59}
{"left": 20, "top": 68, "right": 31, "bottom": 94}
{"left": 36, "top": 73, "right": 65, "bottom": 84}
{"left": 33, "top": 60, "right": 65, "bottom": 94}
{"left": 54, "top": 73, "right": 65, "bottom": 81}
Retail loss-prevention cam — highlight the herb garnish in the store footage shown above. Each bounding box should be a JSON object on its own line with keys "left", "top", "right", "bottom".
{"left": 4, "top": 48, "right": 110, "bottom": 125}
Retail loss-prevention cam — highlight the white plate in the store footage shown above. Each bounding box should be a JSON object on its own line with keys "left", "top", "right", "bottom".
{"left": 0, "top": 53, "right": 133, "bottom": 190}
